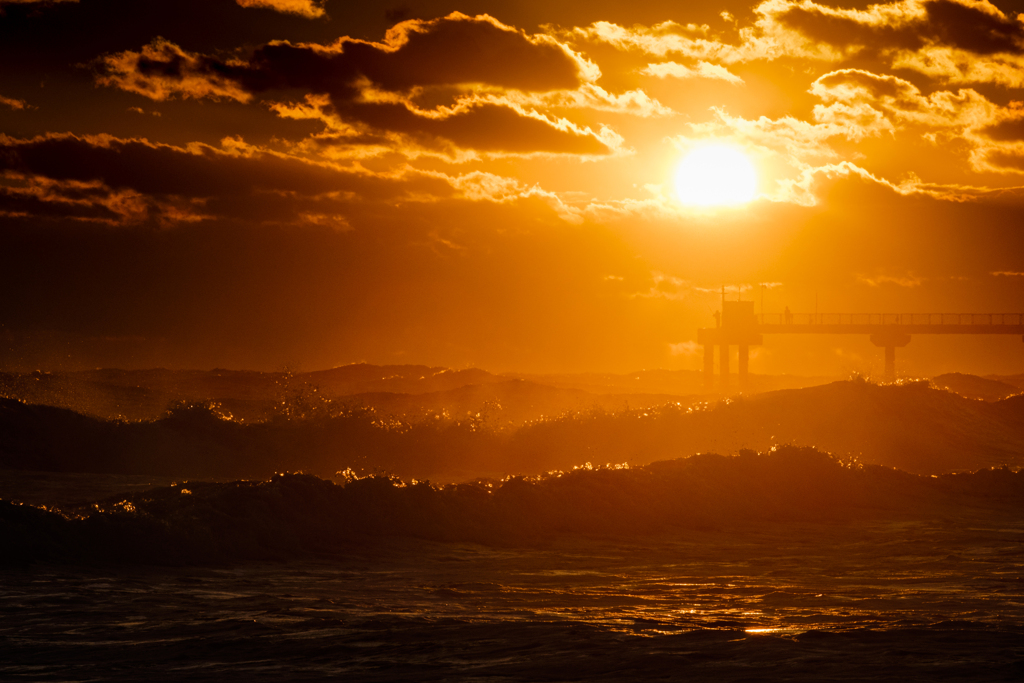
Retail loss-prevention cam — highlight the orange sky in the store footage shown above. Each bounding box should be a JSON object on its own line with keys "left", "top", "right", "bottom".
{"left": 3, "top": 0, "right": 1024, "bottom": 377}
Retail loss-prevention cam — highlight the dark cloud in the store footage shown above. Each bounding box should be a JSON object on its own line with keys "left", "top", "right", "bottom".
{"left": 980, "top": 116, "right": 1024, "bottom": 141}
{"left": 241, "top": 14, "right": 586, "bottom": 94}
{"left": 94, "top": 14, "right": 609, "bottom": 155}
{"left": 338, "top": 101, "right": 611, "bottom": 155}
{"left": 983, "top": 148, "right": 1024, "bottom": 170}
{"left": 1, "top": 133, "right": 374, "bottom": 197}
{"left": 778, "top": 6, "right": 917, "bottom": 52}
{"left": 0, "top": 133, "right": 459, "bottom": 225}
{"left": 779, "top": 0, "right": 1024, "bottom": 57}
{"left": 0, "top": 182, "right": 126, "bottom": 223}
{"left": 923, "top": 0, "right": 1024, "bottom": 54}
{"left": 98, "top": 13, "right": 587, "bottom": 100}
{"left": 0, "top": 0, "right": 337, "bottom": 64}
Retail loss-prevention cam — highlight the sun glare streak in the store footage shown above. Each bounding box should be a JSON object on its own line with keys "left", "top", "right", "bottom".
{"left": 674, "top": 144, "right": 757, "bottom": 207}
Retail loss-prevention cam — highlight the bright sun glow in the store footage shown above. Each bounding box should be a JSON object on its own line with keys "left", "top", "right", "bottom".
{"left": 674, "top": 145, "right": 758, "bottom": 206}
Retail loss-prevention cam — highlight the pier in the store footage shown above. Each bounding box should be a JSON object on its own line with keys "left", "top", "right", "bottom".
{"left": 697, "top": 305, "right": 1024, "bottom": 389}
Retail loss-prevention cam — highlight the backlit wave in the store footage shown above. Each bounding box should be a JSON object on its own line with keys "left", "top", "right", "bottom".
{"left": 2, "top": 446, "right": 1022, "bottom": 565}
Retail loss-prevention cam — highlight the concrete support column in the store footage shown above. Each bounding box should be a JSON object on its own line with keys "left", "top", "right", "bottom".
{"left": 738, "top": 344, "right": 749, "bottom": 389}
{"left": 719, "top": 344, "right": 730, "bottom": 390}
{"left": 870, "top": 332, "right": 911, "bottom": 384}
{"left": 703, "top": 343, "right": 714, "bottom": 391}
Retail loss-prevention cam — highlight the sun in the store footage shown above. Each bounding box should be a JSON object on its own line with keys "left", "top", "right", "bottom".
{"left": 674, "top": 145, "right": 758, "bottom": 206}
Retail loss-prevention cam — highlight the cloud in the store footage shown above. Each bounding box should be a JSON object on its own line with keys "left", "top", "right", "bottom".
{"left": 563, "top": 20, "right": 718, "bottom": 58}
{"left": 126, "top": 106, "right": 160, "bottom": 116}
{"left": 296, "top": 96, "right": 619, "bottom": 159}
{"left": 641, "top": 61, "right": 744, "bottom": 84}
{"left": 96, "top": 38, "right": 252, "bottom": 103}
{"left": 683, "top": 107, "right": 849, "bottom": 175}
{"left": 493, "top": 84, "right": 676, "bottom": 118}
{"left": 0, "top": 133, "right": 469, "bottom": 226}
{"left": 774, "top": 0, "right": 1024, "bottom": 86}
{"left": 0, "top": 132, "right": 600, "bottom": 228}
{"left": 326, "top": 100, "right": 615, "bottom": 156}
{"left": 0, "top": 94, "right": 30, "bottom": 110}
{"left": 98, "top": 13, "right": 593, "bottom": 100}
{"left": 632, "top": 271, "right": 693, "bottom": 300}
{"left": 439, "top": 170, "right": 584, "bottom": 222}
{"left": 669, "top": 340, "right": 702, "bottom": 357}
{"left": 235, "top": 0, "right": 325, "bottom": 19}
{"left": 567, "top": 1, "right": 1024, "bottom": 87}
{"left": 295, "top": 211, "right": 350, "bottom": 231}
{"left": 858, "top": 273, "right": 925, "bottom": 287}
{"left": 775, "top": 0, "right": 1024, "bottom": 56}
{"left": 0, "top": 172, "right": 147, "bottom": 224}
{"left": 0, "top": 133, "right": 347, "bottom": 198}
{"left": 992, "top": 270, "right": 1024, "bottom": 276}
{"left": 810, "top": 68, "right": 1024, "bottom": 174}
{"left": 692, "top": 283, "right": 762, "bottom": 296}
{"left": 659, "top": 66, "right": 1024, "bottom": 205}
{"left": 562, "top": 10, "right": 841, "bottom": 65}
{"left": 771, "top": 161, "right": 917, "bottom": 206}
{"left": 95, "top": 14, "right": 618, "bottom": 156}
{"left": 891, "top": 45, "right": 1024, "bottom": 88}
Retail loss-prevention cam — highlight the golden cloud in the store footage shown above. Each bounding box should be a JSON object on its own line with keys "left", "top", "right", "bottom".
{"left": 811, "top": 68, "right": 1024, "bottom": 174}
{"left": 857, "top": 273, "right": 925, "bottom": 287}
{"left": 640, "top": 61, "right": 744, "bottom": 84}
{"left": 562, "top": 7, "right": 843, "bottom": 65}
{"left": 565, "top": 1, "right": 1024, "bottom": 87}
{"left": 235, "top": 0, "right": 326, "bottom": 19}
{"left": 96, "top": 38, "right": 252, "bottom": 103}
{"left": 775, "top": 0, "right": 1024, "bottom": 85}
{"left": 0, "top": 171, "right": 150, "bottom": 225}
{"left": 487, "top": 84, "right": 676, "bottom": 119}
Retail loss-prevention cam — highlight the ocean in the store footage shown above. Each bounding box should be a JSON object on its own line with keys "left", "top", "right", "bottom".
{"left": 3, "top": 448, "right": 1023, "bottom": 681}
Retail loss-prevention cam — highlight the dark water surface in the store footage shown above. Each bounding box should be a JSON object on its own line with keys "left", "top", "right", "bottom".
{"left": 3, "top": 519, "right": 1023, "bottom": 681}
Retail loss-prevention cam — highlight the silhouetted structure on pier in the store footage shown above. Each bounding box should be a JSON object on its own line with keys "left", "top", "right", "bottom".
{"left": 698, "top": 306, "right": 1024, "bottom": 390}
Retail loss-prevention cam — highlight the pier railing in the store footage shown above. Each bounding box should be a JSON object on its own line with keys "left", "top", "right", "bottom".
{"left": 757, "top": 313, "right": 1024, "bottom": 326}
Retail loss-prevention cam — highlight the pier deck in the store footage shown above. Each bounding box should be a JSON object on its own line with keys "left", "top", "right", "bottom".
{"left": 698, "top": 308, "right": 1024, "bottom": 389}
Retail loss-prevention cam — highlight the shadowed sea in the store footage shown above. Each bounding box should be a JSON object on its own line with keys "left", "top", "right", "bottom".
{"left": 3, "top": 519, "right": 1023, "bottom": 681}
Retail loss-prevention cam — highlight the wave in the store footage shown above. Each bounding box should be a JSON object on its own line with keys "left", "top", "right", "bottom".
{"left": 2, "top": 446, "right": 1021, "bottom": 565}
{"left": 4, "top": 379, "right": 1024, "bottom": 481}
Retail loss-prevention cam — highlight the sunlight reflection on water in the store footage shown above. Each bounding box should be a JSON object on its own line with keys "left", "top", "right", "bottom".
{"left": 2, "top": 520, "right": 1023, "bottom": 681}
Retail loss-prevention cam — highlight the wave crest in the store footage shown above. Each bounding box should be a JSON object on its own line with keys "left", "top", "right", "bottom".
{"left": 3, "top": 446, "right": 1021, "bottom": 565}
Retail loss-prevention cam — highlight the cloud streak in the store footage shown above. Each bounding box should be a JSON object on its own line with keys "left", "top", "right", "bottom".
{"left": 235, "top": 0, "right": 326, "bottom": 19}
{"left": 641, "top": 60, "right": 744, "bottom": 84}
{"left": 0, "top": 94, "right": 30, "bottom": 109}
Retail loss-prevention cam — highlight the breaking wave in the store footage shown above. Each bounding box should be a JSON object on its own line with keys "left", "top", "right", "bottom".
{"left": 3, "top": 446, "right": 1021, "bottom": 565}
{"left": 4, "top": 378, "right": 1024, "bottom": 482}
